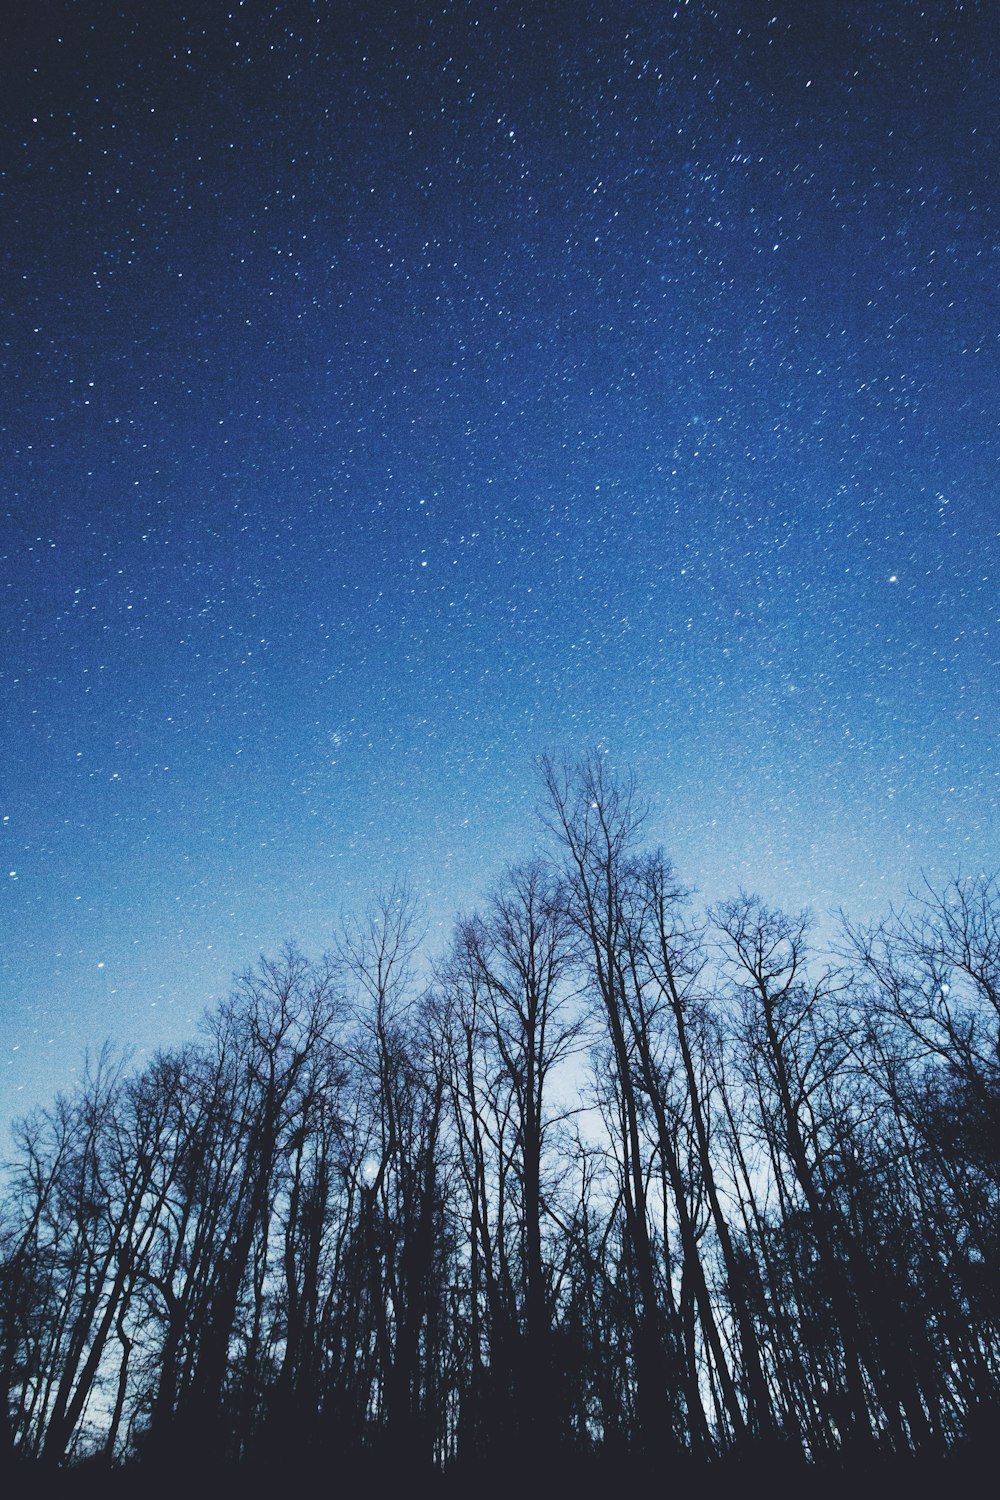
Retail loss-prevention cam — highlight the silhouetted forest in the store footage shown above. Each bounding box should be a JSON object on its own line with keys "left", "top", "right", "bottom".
{"left": 2, "top": 757, "right": 997, "bottom": 1496}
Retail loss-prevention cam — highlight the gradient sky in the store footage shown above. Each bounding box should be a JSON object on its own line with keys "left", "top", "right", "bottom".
{"left": 3, "top": 1, "right": 997, "bottom": 1122}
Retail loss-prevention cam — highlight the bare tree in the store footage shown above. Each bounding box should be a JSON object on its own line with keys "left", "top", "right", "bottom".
{"left": 540, "top": 751, "right": 691, "bottom": 1452}
{"left": 2, "top": 782, "right": 996, "bottom": 1481}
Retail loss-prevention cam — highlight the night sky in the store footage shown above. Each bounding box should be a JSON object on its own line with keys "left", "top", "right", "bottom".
{"left": 3, "top": 1, "right": 997, "bottom": 1120}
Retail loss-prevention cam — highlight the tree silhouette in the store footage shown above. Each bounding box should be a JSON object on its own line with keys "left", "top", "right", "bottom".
{"left": 1, "top": 762, "right": 997, "bottom": 1492}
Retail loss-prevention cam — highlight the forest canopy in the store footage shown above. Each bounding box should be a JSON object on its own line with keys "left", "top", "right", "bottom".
{"left": 2, "top": 754, "right": 998, "bottom": 1488}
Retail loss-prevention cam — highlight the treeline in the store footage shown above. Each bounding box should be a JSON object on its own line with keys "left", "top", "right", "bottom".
{"left": 1, "top": 755, "right": 997, "bottom": 1488}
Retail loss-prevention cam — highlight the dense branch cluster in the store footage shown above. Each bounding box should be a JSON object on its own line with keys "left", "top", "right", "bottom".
{"left": 2, "top": 756, "right": 998, "bottom": 1479}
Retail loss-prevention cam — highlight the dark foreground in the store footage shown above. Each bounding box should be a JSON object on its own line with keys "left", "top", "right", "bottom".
{"left": 1, "top": 1444, "right": 993, "bottom": 1500}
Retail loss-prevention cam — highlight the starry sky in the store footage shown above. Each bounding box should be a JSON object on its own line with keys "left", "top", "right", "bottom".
{"left": 3, "top": 0, "right": 997, "bottom": 1120}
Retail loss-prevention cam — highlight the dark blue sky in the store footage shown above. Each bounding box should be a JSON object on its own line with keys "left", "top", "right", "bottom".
{"left": 3, "top": 1, "right": 997, "bottom": 1118}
